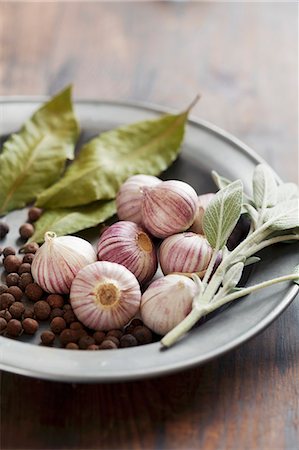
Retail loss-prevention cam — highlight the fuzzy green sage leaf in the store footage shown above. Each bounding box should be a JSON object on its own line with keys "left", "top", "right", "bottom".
{"left": 0, "top": 86, "right": 79, "bottom": 215}
{"left": 252, "top": 164, "right": 278, "bottom": 209}
{"left": 203, "top": 180, "right": 243, "bottom": 250}
{"left": 263, "top": 199, "right": 299, "bottom": 230}
{"left": 28, "top": 200, "right": 116, "bottom": 243}
{"left": 36, "top": 108, "right": 190, "bottom": 209}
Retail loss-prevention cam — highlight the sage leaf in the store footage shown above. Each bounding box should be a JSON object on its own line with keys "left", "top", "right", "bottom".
{"left": 36, "top": 109, "right": 189, "bottom": 209}
{"left": 244, "top": 256, "right": 261, "bottom": 267}
{"left": 263, "top": 199, "right": 299, "bottom": 230}
{"left": 212, "top": 170, "right": 252, "bottom": 208}
{"left": 203, "top": 180, "right": 243, "bottom": 250}
{"left": 0, "top": 86, "right": 79, "bottom": 215}
{"left": 276, "top": 183, "right": 299, "bottom": 203}
{"left": 28, "top": 200, "right": 116, "bottom": 243}
{"left": 222, "top": 261, "right": 244, "bottom": 290}
{"left": 252, "top": 164, "right": 278, "bottom": 209}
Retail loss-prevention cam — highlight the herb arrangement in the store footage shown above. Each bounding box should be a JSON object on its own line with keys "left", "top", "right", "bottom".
{"left": 0, "top": 87, "right": 298, "bottom": 352}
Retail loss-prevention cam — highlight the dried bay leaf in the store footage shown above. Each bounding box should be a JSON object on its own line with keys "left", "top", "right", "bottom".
{"left": 36, "top": 108, "right": 190, "bottom": 209}
{"left": 28, "top": 200, "right": 116, "bottom": 243}
{"left": 0, "top": 86, "right": 79, "bottom": 215}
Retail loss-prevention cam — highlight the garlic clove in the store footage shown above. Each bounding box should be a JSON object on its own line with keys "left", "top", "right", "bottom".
{"left": 70, "top": 261, "right": 141, "bottom": 330}
{"left": 116, "top": 175, "right": 161, "bottom": 225}
{"left": 141, "top": 180, "right": 198, "bottom": 238}
{"left": 97, "top": 221, "right": 157, "bottom": 285}
{"left": 159, "top": 232, "right": 213, "bottom": 275}
{"left": 31, "top": 232, "right": 97, "bottom": 294}
{"left": 189, "top": 193, "right": 215, "bottom": 234}
{"left": 141, "top": 274, "right": 197, "bottom": 335}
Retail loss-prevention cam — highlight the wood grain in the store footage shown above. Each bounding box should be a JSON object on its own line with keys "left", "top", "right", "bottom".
{"left": 0, "top": 2, "right": 298, "bottom": 450}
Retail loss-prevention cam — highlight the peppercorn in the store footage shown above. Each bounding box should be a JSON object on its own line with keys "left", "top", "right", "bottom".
{"left": 120, "top": 334, "right": 138, "bottom": 348}
{"left": 0, "top": 317, "right": 7, "bottom": 333}
{"left": 41, "top": 330, "right": 55, "bottom": 346}
{"left": 70, "top": 321, "right": 84, "bottom": 330}
{"left": 18, "top": 273, "right": 33, "bottom": 290}
{"left": 6, "top": 273, "right": 20, "bottom": 287}
{"left": 3, "top": 255, "right": 21, "bottom": 273}
{"left": 87, "top": 344, "right": 99, "bottom": 350}
{"left": 18, "top": 263, "right": 31, "bottom": 275}
{"left": 23, "top": 307, "right": 34, "bottom": 319}
{"left": 21, "top": 242, "right": 39, "bottom": 254}
{"left": 0, "top": 310, "right": 12, "bottom": 321}
{"left": 65, "top": 342, "right": 79, "bottom": 350}
{"left": 50, "top": 307, "right": 64, "bottom": 320}
{"left": 99, "top": 340, "right": 118, "bottom": 350}
{"left": 25, "top": 283, "right": 43, "bottom": 301}
{"left": 63, "top": 310, "right": 76, "bottom": 324}
{"left": 9, "top": 302, "right": 25, "bottom": 319}
{"left": 0, "top": 293, "right": 15, "bottom": 309}
{"left": 78, "top": 335, "right": 95, "bottom": 349}
{"left": 46, "top": 294, "right": 64, "bottom": 309}
{"left": 107, "top": 329, "right": 123, "bottom": 340}
{"left": 105, "top": 336, "right": 120, "bottom": 347}
{"left": 93, "top": 331, "right": 106, "bottom": 344}
{"left": 132, "top": 326, "right": 153, "bottom": 345}
{"left": 0, "top": 222, "right": 9, "bottom": 239}
{"left": 6, "top": 319, "right": 22, "bottom": 337}
{"left": 22, "top": 318, "right": 39, "bottom": 335}
{"left": 34, "top": 300, "right": 51, "bottom": 320}
{"left": 3, "top": 246, "right": 16, "bottom": 257}
{"left": 19, "top": 223, "right": 34, "bottom": 240}
{"left": 50, "top": 317, "right": 66, "bottom": 334}
{"left": 59, "top": 329, "right": 76, "bottom": 347}
{"left": 22, "top": 253, "right": 35, "bottom": 264}
{"left": 28, "top": 207, "right": 43, "bottom": 223}
{"left": 7, "top": 286, "right": 23, "bottom": 302}
{"left": 0, "top": 284, "right": 8, "bottom": 295}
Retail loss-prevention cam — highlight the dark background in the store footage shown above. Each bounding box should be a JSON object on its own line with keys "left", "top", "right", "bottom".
{"left": 1, "top": 2, "right": 298, "bottom": 449}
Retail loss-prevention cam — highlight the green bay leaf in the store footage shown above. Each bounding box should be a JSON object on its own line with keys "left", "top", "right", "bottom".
{"left": 0, "top": 86, "right": 79, "bottom": 215}
{"left": 36, "top": 109, "right": 188, "bottom": 209}
{"left": 28, "top": 200, "right": 116, "bottom": 243}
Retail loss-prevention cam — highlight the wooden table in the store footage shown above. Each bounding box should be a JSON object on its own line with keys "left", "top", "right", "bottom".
{"left": 1, "top": 2, "right": 298, "bottom": 449}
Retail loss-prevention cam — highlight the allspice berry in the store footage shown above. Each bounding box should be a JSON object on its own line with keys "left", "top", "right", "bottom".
{"left": 120, "top": 334, "right": 138, "bottom": 348}
{"left": 0, "top": 317, "right": 7, "bottom": 333}
{"left": 59, "top": 329, "right": 76, "bottom": 347}
{"left": 70, "top": 321, "right": 84, "bottom": 330}
{"left": 28, "top": 207, "right": 43, "bottom": 223}
{"left": 18, "top": 263, "right": 31, "bottom": 275}
{"left": 9, "top": 302, "right": 25, "bottom": 319}
{"left": 0, "top": 222, "right": 9, "bottom": 239}
{"left": 87, "top": 344, "right": 99, "bottom": 350}
{"left": 93, "top": 331, "right": 106, "bottom": 345}
{"left": 105, "top": 336, "right": 120, "bottom": 347}
{"left": 21, "top": 242, "right": 39, "bottom": 254}
{"left": 78, "top": 335, "right": 95, "bottom": 349}
{"left": 7, "top": 286, "right": 23, "bottom": 302}
{"left": 99, "top": 340, "right": 118, "bottom": 350}
{"left": 41, "top": 330, "right": 55, "bottom": 346}
{"left": 23, "top": 307, "right": 34, "bottom": 319}
{"left": 22, "top": 253, "right": 35, "bottom": 264}
{"left": 6, "top": 319, "right": 22, "bottom": 337}
{"left": 22, "top": 318, "right": 39, "bottom": 335}
{"left": 50, "top": 308, "right": 64, "bottom": 320}
{"left": 0, "top": 285, "right": 8, "bottom": 295}
{"left": 6, "top": 273, "right": 20, "bottom": 287}
{"left": 0, "top": 293, "right": 15, "bottom": 309}
{"left": 0, "top": 310, "right": 12, "bottom": 321}
{"left": 132, "top": 326, "right": 153, "bottom": 345}
{"left": 25, "top": 283, "right": 43, "bottom": 301}
{"left": 4, "top": 255, "right": 21, "bottom": 273}
{"left": 19, "top": 223, "right": 34, "bottom": 240}
{"left": 46, "top": 294, "right": 64, "bottom": 309}
{"left": 50, "top": 317, "right": 66, "bottom": 334}
{"left": 19, "top": 273, "right": 34, "bottom": 291}
{"left": 3, "top": 247, "right": 16, "bottom": 257}
{"left": 65, "top": 342, "right": 79, "bottom": 350}
{"left": 107, "top": 329, "right": 123, "bottom": 340}
{"left": 34, "top": 300, "right": 51, "bottom": 320}
{"left": 63, "top": 310, "right": 76, "bottom": 324}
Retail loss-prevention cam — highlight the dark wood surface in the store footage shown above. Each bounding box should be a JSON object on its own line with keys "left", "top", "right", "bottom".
{"left": 0, "top": 2, "right": 298, "bottom": 450}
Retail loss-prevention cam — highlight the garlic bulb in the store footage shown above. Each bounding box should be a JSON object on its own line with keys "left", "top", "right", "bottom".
{"left": 70, "top": 261, "right": 141, "bottom": 330}
{"left": 140, "top": 274, "right": 197, "bottom": 335}
{"left": 116, "top": 175, "right": 161, "bottom": 224}
{"left": 189, "top": 193, "right": 215, "bottom": 234}
{"left": 159, "top": 232, "right": 213, "bottom": 275}
{"left": 141, "top": 180, "right": 198, "bottom": 238}
{"left": 97, "top": 221, "right": 157, "bottom": 285}
{"left": 31, "top": 232, "right": 97, "bottom": 294}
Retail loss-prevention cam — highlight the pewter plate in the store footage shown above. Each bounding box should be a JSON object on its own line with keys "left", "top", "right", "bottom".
{"left": 0, "top": 99, "right": 298, "bottom": 382}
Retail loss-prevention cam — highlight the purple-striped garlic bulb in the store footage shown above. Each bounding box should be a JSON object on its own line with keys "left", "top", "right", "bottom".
{"left": 141, "top": 180, "right": 198, "bottom": 238}
{"left": 159, "top": 232, "right": 213, "bottom": 276}
{"left": 189, "top": 193, "right": 216, "bottom": 234}
{"left": 116, "top": 175, "right": 161, "bottom": 224}
{"left": 141, "top": 274, "right": 197, "bottom": 335}
{"left": 97, "top": 221, "right": 157, "bottom": 285}
{"left": 70, "top": 261, "right": 141, "bottom": 330}
{"left": 31, "top": 232, "right": 97, "bottom": 294}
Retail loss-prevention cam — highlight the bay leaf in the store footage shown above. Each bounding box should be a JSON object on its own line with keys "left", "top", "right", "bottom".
{"left": 28, "top": 200, "right": 116, "bottom": 243}
{"left": 36, "top": 109, "right": 189, "bottom": 209}
{"left": 252, "top": 164, "right": 278, "bottom": 209}
{"left": 203, "top": 180, "right": 243, "bottom": 250}
{"left": 0, "top": 86, "right": 79, "bottom": 215}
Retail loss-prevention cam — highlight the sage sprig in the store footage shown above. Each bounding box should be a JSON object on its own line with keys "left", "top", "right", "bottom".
{"left": 161, "top": 164, "right": 299, "bottom": 348}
